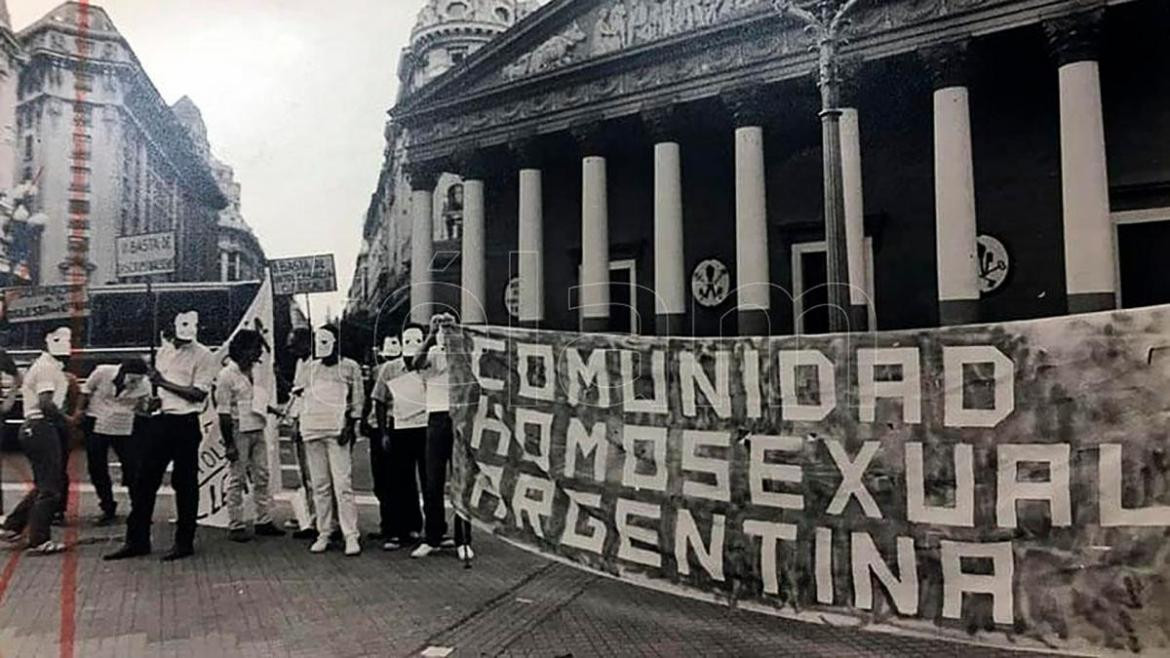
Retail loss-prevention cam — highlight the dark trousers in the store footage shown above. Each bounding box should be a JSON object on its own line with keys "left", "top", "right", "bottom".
{"left": 388, "top": 426, "right": 426, "bottom": 541}
{"left": 368, "top": 431, "right": 393, "bottom": 535}
{"left": 424, "top": 412, "right": 470, "bottom": 547}
{"left": 3, "top": 419, "right": 63, "bottom": 546}
{"left": 87, "top": 428, "right": 139, "bottom": 516}
{"left": 125, "top": 414, "right": 201, "bottom": 551}
{"left": 56, "top": 419, "right": 72, "bottom": 517}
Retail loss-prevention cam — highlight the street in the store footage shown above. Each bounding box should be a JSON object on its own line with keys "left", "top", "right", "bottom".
{"left": 0, "top": 452, "right": 1040, "bottom": 658}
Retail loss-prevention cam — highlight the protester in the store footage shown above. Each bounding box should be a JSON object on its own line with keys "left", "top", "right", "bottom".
{"left": 374, "top": 323, "right": 428, "bottom": 551}
{"left": 106, "top": 310, "right": 216, "bottom": 562}
{"left": 411, "top": 314, "right": 472, "bottom": 560}
{"left": 0, "top": 327, "right": 72, "bottom": 554}
{"left": 216, "top": 329, "right": 285, "bottom": 542}
{"left": 73, "top": 357, "right": 151, "bottom": 525}
{"left": 366, "top": 335, "right": 405, "bottom": 541}
{"left": 293, "top": 325, "right": 364, "bottom": 556}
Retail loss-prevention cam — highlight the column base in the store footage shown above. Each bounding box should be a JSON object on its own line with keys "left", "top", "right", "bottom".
{"left": 939, "top": 299, "right": 980, "bottom": 326}
{"left": 580, "top": 316, "right": 610, "bottom": 333}
{"left": 738, "top": 309, "right": 771, "bottom": 337}
{"left": 655, "top": 313, "right": 686, "bottom": 337}
{"left": 1067, "top": 292, "right": 1115, "bottom": 315}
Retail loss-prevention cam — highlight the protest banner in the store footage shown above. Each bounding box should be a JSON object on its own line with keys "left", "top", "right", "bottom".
{"left": 2, "top": 285, "right": 89, "bottom": 323}
{"left": 268, "top": 254, "right": 337, "bottom": 296}
{"left": 446, "top": 306, "right": 1170, "bottom": 655}
{"left": 115, "top": 232, "right": 176, "bottom": 278}
{"left": 196, "top": 274, "right": 281, "bottom": 527}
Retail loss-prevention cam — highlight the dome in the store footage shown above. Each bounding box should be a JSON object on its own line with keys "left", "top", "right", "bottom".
{"left": 410, "top": 0, "right": 536, "bottom": 47}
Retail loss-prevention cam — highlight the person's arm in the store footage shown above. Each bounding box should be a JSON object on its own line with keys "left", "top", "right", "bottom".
{"left": 152, "top": 374, "right": 208, "bottom": 403}
{"left": 340, "top": 362, "right": 363, "bottom": 446}
{"left": 213, "top": 372, "right": 238, "bottom": 461}
{"left": 70, "top": 392, "right": 90, "bottom": 425}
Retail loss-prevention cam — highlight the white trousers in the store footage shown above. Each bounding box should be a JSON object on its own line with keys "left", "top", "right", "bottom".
{"left": 303, "top": 436, "right": 358, "bottom": 540}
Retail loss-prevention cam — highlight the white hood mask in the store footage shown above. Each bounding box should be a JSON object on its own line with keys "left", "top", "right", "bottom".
{"left": 314, "top": 328, "right": 337, "bottom": 359}
{"left": 174, "top": 311, "right": 199, "bottom": 342}
{"left": 401, "top": 327, "right": 425, "bottom": 359}
{"left": 46, "top": 327, "right": 72, "bottom": 357}
{"left": 380, "top": 336, "right": 402, "bottom": 359}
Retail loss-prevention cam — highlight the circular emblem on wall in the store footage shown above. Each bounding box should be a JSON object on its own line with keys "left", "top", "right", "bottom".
{"left": 504, "top": 277, "right": 521, "bottom": 319}
{"left": 691, "top": 259, "right": 731, "bottom": 308}
{"left": 977, "top": 234, "right": 1010, "bottom": 294}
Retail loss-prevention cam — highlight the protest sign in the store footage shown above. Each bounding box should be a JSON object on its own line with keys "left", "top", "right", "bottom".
{"left": 196, "top": 275, "right": 281, "bottom": 527}
{"left": 446, "top": 307, "right": 1170, "bottom": 655}
{"left": 2, "top": 285, "right": 89, "bottom": 323}
{"left": 116, "top": 232, "right": 176, "bottom": 278}
{"left": 269, "top": 254, "right": 337, "bottom": 296}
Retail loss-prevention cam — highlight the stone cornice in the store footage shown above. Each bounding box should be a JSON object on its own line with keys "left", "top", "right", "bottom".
{"left": 1043, "top": 4, "right": 1106, "bottom": 66}
{"left": 399, "top": 0, "right": 1140, "bottom": 164}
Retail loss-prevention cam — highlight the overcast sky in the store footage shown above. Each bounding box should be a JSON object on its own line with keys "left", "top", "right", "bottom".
{"left": 12, "top": 0, "right": 416, "bottom": 320}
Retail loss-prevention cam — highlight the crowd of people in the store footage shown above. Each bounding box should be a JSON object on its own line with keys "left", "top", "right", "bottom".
{"left": 0, "top": 309, "right": 470, "bottom": 563}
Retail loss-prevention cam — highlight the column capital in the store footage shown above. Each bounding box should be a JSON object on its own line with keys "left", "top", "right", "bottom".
{"left": 508, "top": 133, "right": 547, "bottom": 170}
{"left": 720, "top": 83, "right": 771, "bottom": 128}
{"left": 406, "top": 163, "right": 440, "bottom": 191}
{"left": 640, "top": 103, "right": 683, "bottom": 144}
{"left": 836, "top": 57, "right": 865, "bottom": 107}
{"left": 569, "top": 119, "right": 611, "bottom": 158}
{"left": 919, "top": 40, "right": 972, "bottom": 90}
{"left": 453, "top": 149, "right": 492, "bottom": 180}
{"left": 1043, "top": 6, "right": 1105, "bottom": 67}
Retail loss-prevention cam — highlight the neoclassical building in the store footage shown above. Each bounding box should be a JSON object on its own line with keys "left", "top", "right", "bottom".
{"left": 346, "top": 0, "right": 543, "bottom": 326}
{"left": 384, "top": 0, "right": 1169, "bottom": 337}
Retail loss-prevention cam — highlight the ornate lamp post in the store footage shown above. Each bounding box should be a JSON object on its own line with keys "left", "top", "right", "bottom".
{"left": 773, "top": 0, "right": 862, "bottom": 333}
{"left": 0, "top": 180, "right": 48, "bottom": 284}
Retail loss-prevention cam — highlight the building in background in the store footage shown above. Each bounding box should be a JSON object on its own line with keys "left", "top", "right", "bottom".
{"left": 171, "top": 96, "right": 266, "bottom": 283}
{"left": 344, "top": 0, "right": 541, "bottom": 336}
{"left": 14, "top": 1, "right": 227, "bottom": 286}
{"left": 0, "top": 0, "right": 20, "bottom": 193}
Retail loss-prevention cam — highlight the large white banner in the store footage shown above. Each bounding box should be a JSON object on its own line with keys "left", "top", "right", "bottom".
{"left": 195, "top": 274, "right": 281, "bottom": 528}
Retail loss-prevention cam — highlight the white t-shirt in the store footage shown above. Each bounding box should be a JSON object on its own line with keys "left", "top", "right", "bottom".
{"left": 214, "top": 361, "right": 269, "bottom": 433}
{"left": 83, "top": 364, "right": 150, "bottom": 436}
{"left": 420, "top": 347, "right": 450, "bottom": 414}
{"left": 22, "top": 352, "right": 68, "bottom": 421}
{"left": 156, "top": 341, "right": 217, "bottom": 415}
{"left": 294, "top": 358, "right": 364, "bottom": 441}
{"left": 374, "top": 370, "right": 428, "bottom": 430}
{"left": 368, "top": 359, "right": 406, "bottom": 428}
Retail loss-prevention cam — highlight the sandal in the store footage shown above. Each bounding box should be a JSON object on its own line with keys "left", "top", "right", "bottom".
{"left": 28, "top": 540, "right": 66, "bottom": 555}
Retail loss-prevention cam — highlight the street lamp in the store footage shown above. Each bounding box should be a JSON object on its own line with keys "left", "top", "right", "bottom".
{"left": 772, "top": 0, "right": 862, "bottom": 333}
{"left": 0, "top": 180, "right": 49, "bottom": 284}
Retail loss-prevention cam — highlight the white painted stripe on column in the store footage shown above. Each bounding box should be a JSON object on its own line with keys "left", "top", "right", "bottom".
{"left": 840, "top": 109, "right": 868, "bottom": 308}
{"left": 654, "top": 142, "right": 685, "bottom": 316}
{"left": 461, "top": 179, "right": 486, "bottom": 324}
{"left": 410, "top": 188, "right": 435, "bottom": 323}
{"left": 734, "top": 126, "right": 770, "bottom": 312}
{"left": 518, "top": 168, "right": 544, "bottom": 323}
{"left": 1059, "top": 60, "right": 1115, "bottom": 298}
{"left": 933, "top": 86, "right": 980, "bottom": 304}
{"left": 581, "top": 156, "right": 610, "bottom": 321}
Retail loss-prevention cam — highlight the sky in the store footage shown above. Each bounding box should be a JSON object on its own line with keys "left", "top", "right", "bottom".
{"left": 11, "top": 0, "right": 417, "bottom": 320}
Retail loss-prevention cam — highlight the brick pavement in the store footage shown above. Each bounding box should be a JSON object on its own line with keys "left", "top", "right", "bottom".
{"left": 0, "top": 464, "right": 1058, "bottom": 657}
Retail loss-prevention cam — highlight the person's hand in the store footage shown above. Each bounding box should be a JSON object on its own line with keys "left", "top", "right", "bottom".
{"left": 146, "top": 397, "right": 162, "bottom": 413}
{"left": 339, "top": 422, "right": 355, "bottom": 447}
{"left": 431, "top": 313, "right": 456, "bottom": 330}
{"left": 381, "top": 432, "right": 392, "bottom": 454}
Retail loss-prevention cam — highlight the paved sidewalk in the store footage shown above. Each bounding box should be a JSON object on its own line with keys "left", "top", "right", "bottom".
{"left": 0, "top": 456, "right": 1050, "bottom": 657}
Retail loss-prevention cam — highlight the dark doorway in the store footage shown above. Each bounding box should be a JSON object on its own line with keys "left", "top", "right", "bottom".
{"left": 1118, "top": 220, "right": 1170, "bottom": 309}
{"left": 799, "top": 250, "right": 830, "bottom": 334}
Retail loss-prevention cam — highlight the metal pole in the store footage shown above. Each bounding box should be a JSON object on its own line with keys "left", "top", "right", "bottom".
{"left": 148, "top": 278, "right": 157, "bottom": 370}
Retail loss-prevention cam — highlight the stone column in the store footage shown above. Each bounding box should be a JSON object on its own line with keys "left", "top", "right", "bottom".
{"left": 409, "top": 167, "right": 438, "bottom": 324}
{"left": 723, "top": 88, "right": 772, "bottom": 336}
{"left": 511, "top": 138, "right": 545, "bottom": 327}
{"left": 459, "top": 154, "right": 488, "bottom": 325}
{"left": 839, "top": 106, "right": 870, "bottom": 330}
{"left": 643, "top": 105, "right": 686, "bottom": 336}
{"left": 922, "top": 41, "right": 981, "bottom": 326}
{"left": 573, "top": 122, "right": 611, "bottom": 333}
{"left": 1046, "top": 8, "right": 1115, "bottom": 314}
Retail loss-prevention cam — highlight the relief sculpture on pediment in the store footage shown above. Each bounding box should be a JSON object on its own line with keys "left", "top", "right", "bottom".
{"left": 502, "top": 21, "right": 588, "bottom": 81}
{"left": 595, "top": 0, "right": 765, "bottom": 56}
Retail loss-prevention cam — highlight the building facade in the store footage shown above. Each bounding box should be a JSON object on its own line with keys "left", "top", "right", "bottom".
{"left": 15, "top": 2, "right": 226, "bottom": 286}
{"left": 346, "top": 0, "right": 542, "bottom": 327}
{"left": 0, "top": 0, "right": 20, "bottom": 194}
{"left": 384, "top": 0, "right": 1170, "bottom": 337}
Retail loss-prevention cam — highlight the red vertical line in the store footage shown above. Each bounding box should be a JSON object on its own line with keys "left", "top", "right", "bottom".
{"left": 60, "top": 2, "right": 92, "bottom": 657}
{"left": 0, "top": 478, "right": 33, "bottom": 610}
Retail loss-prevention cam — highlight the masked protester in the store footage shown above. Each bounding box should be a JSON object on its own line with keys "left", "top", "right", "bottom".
{"left": 294, "top": 325, "right": 364, "bottom": 556}
{"left": 74, "top": 357, "right": 151, "bottom": 525}
{"left": 411, "top": 314, "right": 472, "bottom": 560}
{"left": 216, "top": 329, "right": 284, "bottom": 542}
{"left": 0, "top": 327, "right": 73, "bottom": 554}
{"left": 366, "top": 336, "right": 406, "bottom": 541}
{"left": 374, "top": 323, "right": 429, "bottom": 550}
{"left": 106, "top": 311, "right": 216, "bottom": 562}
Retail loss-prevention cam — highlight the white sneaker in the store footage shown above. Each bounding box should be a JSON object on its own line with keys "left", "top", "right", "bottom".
{"left": 410, "top": 543, "right": 437, "bottom": 559}
{"left": 439, "top": 537, "right": 456, "bottom": 548}
{"left": 344, "top": 537, "right": 361, "bottom": 556}
{"left": 309, "top": 537, "right": 329, "bottom": 553}
{"left": 457, "top": 545, "right": 475, "bottom": 561}
{"left": 382, "top": 540, "right": 402, "bottom": 551}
